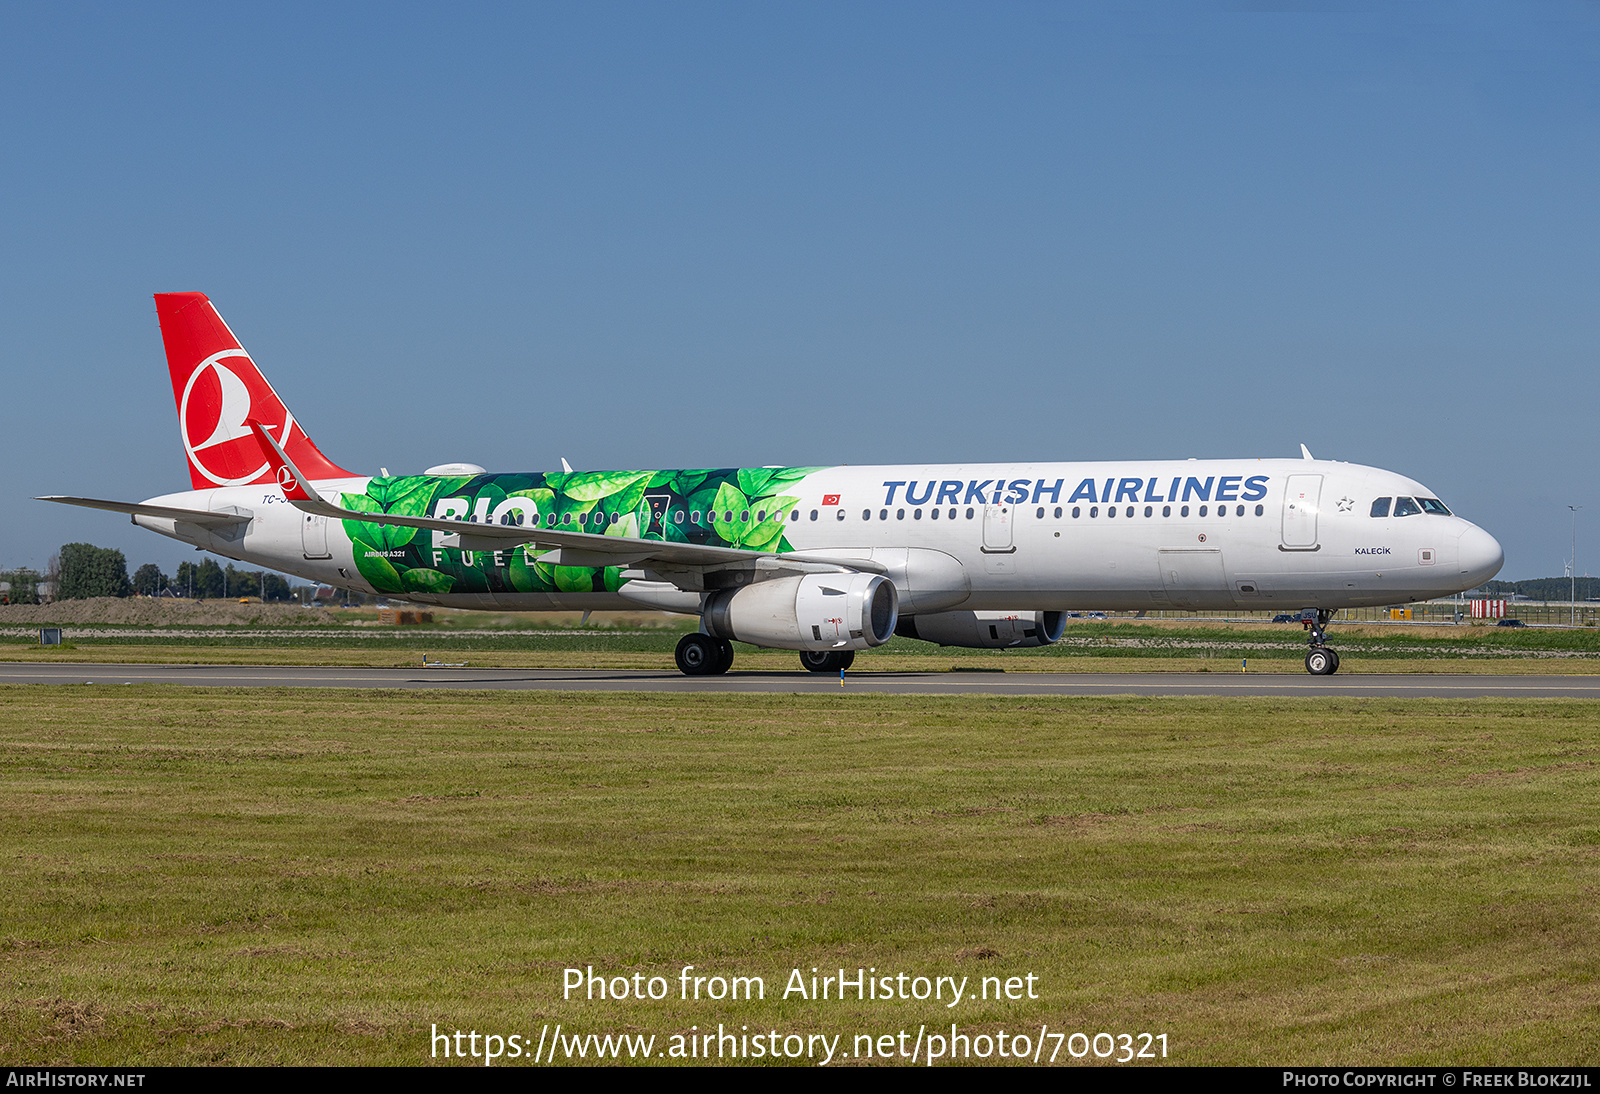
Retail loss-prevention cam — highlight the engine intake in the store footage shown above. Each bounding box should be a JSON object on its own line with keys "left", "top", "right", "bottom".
{"left": 704, "top": 573, "right": 898, "bottom": 651}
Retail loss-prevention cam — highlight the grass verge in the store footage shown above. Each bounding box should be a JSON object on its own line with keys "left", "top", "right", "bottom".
{"left": 1, "top": 688, "right": 1596, "bottom": 1065}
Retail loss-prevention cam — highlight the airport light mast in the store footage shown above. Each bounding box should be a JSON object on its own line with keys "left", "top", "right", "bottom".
{"left": 1569, "top": 505, "right": 1582, "bottom": 626}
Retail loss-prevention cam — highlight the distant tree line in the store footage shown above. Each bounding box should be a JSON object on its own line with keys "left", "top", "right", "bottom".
{"left": 1481, "top": 577, "right": 1600, "bottom": 601}
{"left": 45, "top": 543, "right": 295, "bottom": 601}
{"left": 0, "top": 568, "right": 43, "bottom": 605}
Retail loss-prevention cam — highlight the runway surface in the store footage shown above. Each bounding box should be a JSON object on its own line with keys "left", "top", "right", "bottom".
{"left": 3, "top": 662, "right": 1600, "bottom": 697}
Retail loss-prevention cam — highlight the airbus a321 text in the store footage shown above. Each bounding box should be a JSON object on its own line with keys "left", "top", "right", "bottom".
{"left": 42, "top": 293, "right": 1505, "bottom": 676}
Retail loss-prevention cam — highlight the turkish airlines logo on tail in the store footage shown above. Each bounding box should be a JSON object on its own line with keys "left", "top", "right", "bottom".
{"left": 179, "top": 350, "right": 297, "bottom": 486}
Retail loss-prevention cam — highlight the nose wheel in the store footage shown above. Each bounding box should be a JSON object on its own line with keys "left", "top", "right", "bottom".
{"left": 1303, "top": 609, "right": 1340, "bottom": 675}
{"left": 1305, "top": 647, "right": 1340, "bottom": 675}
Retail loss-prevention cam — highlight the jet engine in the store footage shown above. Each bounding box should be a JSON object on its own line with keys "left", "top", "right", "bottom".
{"left": 703, "top": 573, "right": 898, "bottom": 651}
{"left": 895, "top": 610, "right": 1066, "bottom": 649}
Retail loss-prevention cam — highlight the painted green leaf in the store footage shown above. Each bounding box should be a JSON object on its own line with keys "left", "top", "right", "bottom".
{"left": 341, "top": 491, "right": 382, "bottom": 514}
{"left": 339, "top": 495, "right": 406, "bottom": 554}
{"left": 742, "top": 516, "right": 786, "bottom": 551}
{"left": 598, "top": 476, "right": 650, "bottom": 519}
{"left": 766, "top": 466, "right": 824, "bottom": 486}
{"left": 507, "top": 549, "right": 555, "bottom": 592}
{"left": 374, "top": 476, "right": 437, "bottom": 518}
{"left": 555, "top": 470, "right": 653, "bottom": 502}
{"left": 672, "top": 470, "right": 711, "bottom": 496}
{"left": 350, "top": 539, "right": 404, "bottom": 594}
{"left": 647, "top": 470, "right": 677, "bottom": 488}
{"left": 752, "top": 493, "right": 799, "bottom": 520}
{"left": 602, "top": 566, "right": 626, "bottom": 592}
{"left": 400, "top": 567, "right": 455, "bottom": 594}
{"left": 605, "top": 512, "right": 642, "bottom": 539}
{"left": 737, "top": 468, "right": 776, "bottom": 499}
{"left": 552, "top": 495, "right": 598, "bottom": 522}
{"left": 711, "top": 482, "right": 751, "bottom": 546}
{"left": 685, "top": 485, "right": 721, "bottom": 517}
{"left": 554, "top": 565, "right": 596, "bottom": 593}
{"left": 447, "top": 561, "right": 490, "bottom": 594}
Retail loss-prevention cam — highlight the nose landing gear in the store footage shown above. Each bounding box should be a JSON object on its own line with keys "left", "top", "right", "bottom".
{"left": 1303, "top": 609, "right": 1340, "bottom": 675}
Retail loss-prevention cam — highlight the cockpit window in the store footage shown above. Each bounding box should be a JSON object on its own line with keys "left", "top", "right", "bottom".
{"left": 1418, "top": 497, "right": 1451, "bottom": 516}
{"left": 1370, "top": 497, "right": 1391, "bottom": 518}
{"left": 1393, "top": 496, "right": 1422, "bottom": 517}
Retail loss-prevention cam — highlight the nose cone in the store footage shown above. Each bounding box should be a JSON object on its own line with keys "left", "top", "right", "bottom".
{"left": 1456, "top": 524, "right": 1505, "bottom": 588}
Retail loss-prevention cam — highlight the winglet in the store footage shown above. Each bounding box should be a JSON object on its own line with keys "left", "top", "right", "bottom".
{"left": 248, "top": 418, "right": 323, "bottom": 504}
{"left": 1300, "top": 443, "right": 1315, "bottom": 461}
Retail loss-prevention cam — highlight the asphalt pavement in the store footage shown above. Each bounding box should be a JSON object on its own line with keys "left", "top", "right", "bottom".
{"left": 3, "top": 662, "right": 1599, "bottom": 697}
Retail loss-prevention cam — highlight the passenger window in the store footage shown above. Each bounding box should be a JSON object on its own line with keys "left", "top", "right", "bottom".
{"left": 1162, "top": 505, "right": 1171, "bottom": 517}
{"left": 897, "top": 508, "right": 905, "bottom": 520}
{"left": 880, "top": 509, "right": 888, "bottom": 520}
{"left": 1394, "top": 497, "right": 1421, "bottom": 517}
{"left": 914, "top": 509, "right": 923, "bottom": 520}
{"left": 966, "top": 507, "right": 975, "bottom": 519}
{"left": 810, "top": 510, "right": 819, "bottom": 521}
{"left": 931, "top": 508, "right": 940, "bottom": 520}
{"left": 1054, "top": 507, "right": 1062, "bottom": 518}
{"left": 862, "top": 509, "right": 871, "bottom": 521}
{"left": 1036, "top": 507, "right": 1045, "bottom": 519}
{"left": 1144, "top": 505, "right": 1152, "bottom": 517}
{"left": 1198, "top": 505, "right": 1208, "bottom": 517}
{"left": 1090, "top": 506, "right": 1098, "bottom": 517}
{"left": 1180, "top": 505, "right": 1189, "bottom": 517}
{"left": 673, "top": 510, "right": 684, "bottom": 523}
{"left": 1370, "top": 498, "right": 1391, "bottom": 518}
{"left": 1254, "top": 504, "right": 1263, "bottom": 516}
{"left": 1072, "top": 507, "right": 1081, "bottom": 518}
{"left": 1236, "top": 505, "right": 1244, "bottom": 517}
{"left": 1107, "top": 506, "right": 1116, "bottom": 518}
{"left": 837, "top": 509, "right": 845, "bottom": 521}
{"left": 789, "top": 510, "right": 798, "bottom": 522}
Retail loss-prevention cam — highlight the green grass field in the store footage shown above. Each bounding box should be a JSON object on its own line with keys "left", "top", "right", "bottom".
{"left": 2, "top": 688, "right": 1596, "bottom": 1066}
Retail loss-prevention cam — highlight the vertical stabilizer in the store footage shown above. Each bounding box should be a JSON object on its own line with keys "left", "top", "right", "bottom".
{"left": 155, "top": 292, "right": 354, "bottom": 489}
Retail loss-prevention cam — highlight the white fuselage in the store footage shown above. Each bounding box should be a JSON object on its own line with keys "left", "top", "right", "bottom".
{"left": 132, "top": 458, "right": 1504, "bottom": 615}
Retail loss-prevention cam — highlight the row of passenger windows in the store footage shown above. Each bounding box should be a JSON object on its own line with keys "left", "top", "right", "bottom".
{"left": 505, "top": 501, "right": 1278, "bottom": 528}
{"left": 797, "top": 504, "right": 1268, "bottom": 521}
{"left": 1371, "top": 496, "right": 1451, "bottom": 518}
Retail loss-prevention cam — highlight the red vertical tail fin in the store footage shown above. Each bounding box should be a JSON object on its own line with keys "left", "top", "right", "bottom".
{"left": 155, "top": 292, "right": 355, "bottom": 489}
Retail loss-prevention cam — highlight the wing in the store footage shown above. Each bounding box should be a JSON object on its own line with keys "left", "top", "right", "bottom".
{"left": 245, "top": 421, "right": 884, "bottom": 583}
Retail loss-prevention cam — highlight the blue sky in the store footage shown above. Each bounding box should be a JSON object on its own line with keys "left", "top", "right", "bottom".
{"left": 3, "top": 2, "right": 1597, "bottom": 581}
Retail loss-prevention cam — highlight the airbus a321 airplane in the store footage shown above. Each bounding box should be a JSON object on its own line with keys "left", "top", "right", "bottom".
{"left": 42, "top": 293, "right": 1504, "bottom": 676}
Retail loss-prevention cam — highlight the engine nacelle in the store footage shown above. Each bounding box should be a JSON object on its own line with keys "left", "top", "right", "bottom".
{"left": 895, "top": 610, "right": 1066, "bottom": 649}
{"left": 704, "top": 573, "right": 898, "bottom": 651}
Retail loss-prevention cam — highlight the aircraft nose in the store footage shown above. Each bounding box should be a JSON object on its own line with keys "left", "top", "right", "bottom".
{"left": 1456, "top": 524, "right": 1504, "bottom": 587}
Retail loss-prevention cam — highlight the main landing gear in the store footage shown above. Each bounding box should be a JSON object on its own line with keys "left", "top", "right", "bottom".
{"left": 675, "top": 633, "right": 734, "bottom": 676}
{"left": 1303, "top": 609, "right": 1341, "bottom": 676}
{"left": 799, "top": 650, "right": 855, "bottom": 673}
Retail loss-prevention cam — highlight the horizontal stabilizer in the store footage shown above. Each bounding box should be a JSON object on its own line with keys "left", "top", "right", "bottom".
{"left": 36, "top": 496, "right": 251, "bottom": 529}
